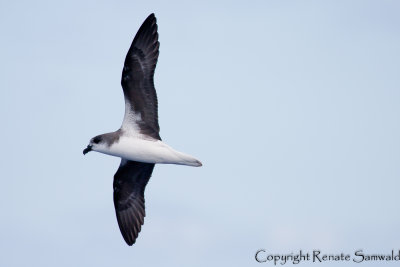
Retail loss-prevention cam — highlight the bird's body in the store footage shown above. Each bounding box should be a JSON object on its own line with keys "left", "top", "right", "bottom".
{"left": 83, "top": 13, "right": 201, "bottom": 246}
{"left": 94, "top": 132, "right": 202, "bottom": 166}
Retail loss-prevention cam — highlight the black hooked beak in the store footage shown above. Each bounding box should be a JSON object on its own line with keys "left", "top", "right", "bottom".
{"left": 83, "top": 145, "right": 92, "bottom": 155}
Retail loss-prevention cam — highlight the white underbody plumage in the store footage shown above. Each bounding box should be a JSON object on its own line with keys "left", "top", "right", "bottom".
{"left": 94, "top": 136, "right": 202, "bottom": 167}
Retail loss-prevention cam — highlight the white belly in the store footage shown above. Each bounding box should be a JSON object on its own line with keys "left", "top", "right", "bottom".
{"left": 95, "top": 137, "right": 201, "bottom": 167}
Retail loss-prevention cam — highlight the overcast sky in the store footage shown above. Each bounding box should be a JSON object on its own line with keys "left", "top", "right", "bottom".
{"left": 0, "top": 0, "right": 399, "bottom": 266}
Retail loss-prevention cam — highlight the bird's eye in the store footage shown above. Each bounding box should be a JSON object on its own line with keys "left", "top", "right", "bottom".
{"left": 93, "top": 137, "right": 101, "bottom": 144}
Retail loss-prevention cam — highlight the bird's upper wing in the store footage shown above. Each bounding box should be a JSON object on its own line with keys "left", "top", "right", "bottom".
{"left": 120, "top": 13, "right": 161, "bottom": 140}
{"left": 113, "top": 160, "right": 155, "bottom": 245}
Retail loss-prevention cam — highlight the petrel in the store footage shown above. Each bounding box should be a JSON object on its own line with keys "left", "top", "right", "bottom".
{"left": 83, "top": 13, "right": 202, "bottom": 246}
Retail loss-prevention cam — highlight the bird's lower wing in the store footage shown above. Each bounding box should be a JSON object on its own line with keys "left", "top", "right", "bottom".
{"left": 113, "top": 159, "right": 155, "bottom": 245}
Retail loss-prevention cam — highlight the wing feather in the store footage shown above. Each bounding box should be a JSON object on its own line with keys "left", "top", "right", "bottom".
{"left": 113, "top": 160, "right": 155, "bottom": 245}
{"left": 121, "top": 13, "right": 161, "bottom": 140}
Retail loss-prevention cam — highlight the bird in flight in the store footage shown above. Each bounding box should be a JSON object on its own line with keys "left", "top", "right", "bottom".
{"left": 83, "top": 13, "right": 202, "bottom": 246}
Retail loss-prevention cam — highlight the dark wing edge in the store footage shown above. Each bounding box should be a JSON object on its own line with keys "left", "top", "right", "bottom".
{"left": 113, "top": 160, "right": 155, "bottom": 245}
{"left": 121, "top": 13, "right": 161, "bottom": 139}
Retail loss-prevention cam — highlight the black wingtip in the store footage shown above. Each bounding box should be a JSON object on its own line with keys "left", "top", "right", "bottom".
{"left": 119, "top": 224, "right": 136, "bottom": 246}
{"left": 129, "top": 13, "right": 158, "bottom": 49}
{"left": 126, "top": 239, "right": 135, "bottom": 246}
{"left": 123, "top": 231, "right": 137, "bottom": 246}
{"left": 144, "top": 13, "right": 156, "bottom": 24}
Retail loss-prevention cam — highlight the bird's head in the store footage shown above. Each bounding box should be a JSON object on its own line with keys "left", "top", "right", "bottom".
{"left": 83, "top": 135, "right": 105, "bottom": 155}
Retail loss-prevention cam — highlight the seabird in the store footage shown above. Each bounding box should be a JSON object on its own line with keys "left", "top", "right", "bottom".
{"left": 83, "top": 13, "right": 202, "bottom": 246}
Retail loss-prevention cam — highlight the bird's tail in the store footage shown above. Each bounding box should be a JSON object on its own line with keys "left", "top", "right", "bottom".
{"left": 173, "top": 151, "right": 202, "bottom": 167}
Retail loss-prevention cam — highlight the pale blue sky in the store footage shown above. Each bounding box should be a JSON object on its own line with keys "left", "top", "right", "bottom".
{"left": 0, "top": 0, "right": 399, "bottom": 266}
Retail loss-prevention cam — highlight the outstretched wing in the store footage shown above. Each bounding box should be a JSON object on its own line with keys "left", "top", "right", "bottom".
{"left": 113, "top": 160, "right": 155, "bottom": 245}
{"left": 121, "top": 13, "right": 161, "bottom": 140}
